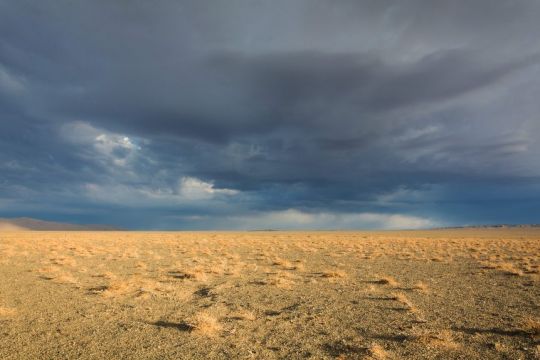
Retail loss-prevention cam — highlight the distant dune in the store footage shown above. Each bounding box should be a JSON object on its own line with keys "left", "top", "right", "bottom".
{"left": 0, "top": 217, "right": 121, "bottom": 231}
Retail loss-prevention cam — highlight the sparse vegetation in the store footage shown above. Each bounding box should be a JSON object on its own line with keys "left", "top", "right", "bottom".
{"left": 0, "top": 306, "right": 17, "bottom": 318}
{"left": 366, "top": 343, "right": 390, "bottom": 359}
{"left": 0, "top": 228, "right": 538, "bottom": 359}
{"left": 522, "top": 318, "right": 540, "bottom": 337}
{"left": 413, "top": 281, "right": 429, "bottom": 293}
{"left": 321, "top": 269, "right": 347, "bottom": 278}
{"left": 375, "top": 275, "right": 399, "bottom": 287}
{"left": 391, "top": 292, "right": 416, "bottom": 311}
{"left": 187, "top": 312, "right": 222, "bottom": 336}
{"left": 411, "top": 329, "right": 460, "bottom": 350}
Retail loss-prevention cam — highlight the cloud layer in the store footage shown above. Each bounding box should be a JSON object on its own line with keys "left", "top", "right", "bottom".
{"left": 1, "top": 1, "right": 539, "bottom": 229}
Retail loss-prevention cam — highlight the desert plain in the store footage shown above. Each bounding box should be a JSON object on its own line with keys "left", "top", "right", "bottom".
{"left": 0, "top": 229, "right": 539, "bottom": 359}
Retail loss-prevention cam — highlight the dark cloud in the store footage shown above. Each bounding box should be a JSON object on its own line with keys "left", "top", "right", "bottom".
{"left": 1, "top": 0, "right": 539, "bottom": 229}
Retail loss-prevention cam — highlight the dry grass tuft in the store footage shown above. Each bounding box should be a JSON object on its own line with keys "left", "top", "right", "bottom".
{"left": 272, "top": 258, "right": 293, "bottom": 268}
{"left": 268, "top": 271, "right": 296, "bottom": 289}
{"left": 135, "top": 261, "right": 147, "bottom": 270}
{"left": 321, "top": 269, "right": 347, "bottom": 278}
{"left": 375, "top": 276, "right": 399, "bottom": 287}
{"left": 366, "top": 343, "right": 390, "bottom": 359}
{"left": 187, "top": 312, "right": 222, "bottom": 336}
{"left": 481, "top": 261, "right": 525, "bottom": 276}
{"left": 50, "top": 257, "right": 77, "bottom": 267}
{"left": 391, "top": 292, "right": 416, "bottom": 311}
{"left": 412, "top": 329, "right": 460, "bottom": 349}
{"left": 497, "top": 262, "right": 524, "bottom": 276}
{"left": 93, "top": 281, "right": 130, "bottom": 298}
{"left": 480, "top": 261, "right": 498, "bottom": 270}
{"left": 0, "top": 306, "right": 17, "bottom": 317}
{"left": 52, "top": 273, "right": 78, "bottom": 285}
{"left": 36, "top": 266, "right": 60, "bottom": 275}
{"left": 522, "top": 318, "right": 540, "bottom": 336}
{"left": 492, "top": 342, "right": 509, "bottom": 353}
{"left": 170, "top": 270, "right": 208, "bottom": 282}
{"left": 413, "top": 281, "right": 429, "bottom": 293}
{"left": 93, "top": 271, "right": 116, "bottom": 279}
{"left": 535, "top": 345, "right": 540, "bottom": 358}
{"left": 236, "top": 310, "right": 256, "bottom": 321}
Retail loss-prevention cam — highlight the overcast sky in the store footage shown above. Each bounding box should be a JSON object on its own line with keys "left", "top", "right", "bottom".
{"left": 1, "top": 0, "right": 539, "bottom": 229}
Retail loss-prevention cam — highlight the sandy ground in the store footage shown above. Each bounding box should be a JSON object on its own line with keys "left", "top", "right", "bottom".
{"left": 0, "top": 229, "right": 538, "bottom": 359}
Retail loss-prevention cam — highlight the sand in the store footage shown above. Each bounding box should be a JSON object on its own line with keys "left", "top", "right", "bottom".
{"left": 0, "top": 229, "right": 538, "bottom": 359}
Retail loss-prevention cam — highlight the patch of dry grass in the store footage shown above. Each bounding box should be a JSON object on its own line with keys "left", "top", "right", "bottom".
{"left": 187, "top": 312, "right": 222, "bottom": 336}
{"left": 52, "top": 272, "right": 78, "bottom": 285}
{"left": 1, "top": 229, "right": 539, "bottom": 359}
{"left": 170, "top": 269, "right": 208, "bottom": 282}
{"left": 272, "top": 258, "right": 292, "bottom": 268}
{"left": 321, "top": 269, "right": 347, "bottom": 278}
{"left": 412, "top": 281, "right": 428, "bottom": 292}
{"left": 0, "top": 306, "right": 17, "bottom": 318}
{"left": 375, "top": 276, "right": 399, "bottom": 287}
{"left": 366, "top": 343, "right": 390, "bottom": 359}
{"left": 481, "top": 260, "right": 528, "bottom": 276}
{"left": 522, "top": 318, "right": 540, "bottom": 337}
{"left": 411, "top": 329, "right": 460, "bottom": 350}
{"left": 233, "top": 309, "right": 257, "bottom": 321}
{"left": 497, "top": 262, "right": 524, "bottom": 276}
{"left": 267, "top": 271, "right": 297, "bottom": 289}
{"left": 390, "top": 292, "right": 417, "bottom": 312}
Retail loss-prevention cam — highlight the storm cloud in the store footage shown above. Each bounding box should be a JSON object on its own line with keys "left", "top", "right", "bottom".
{"left": 1, "top": 0, "right": 539, "bottom": 229}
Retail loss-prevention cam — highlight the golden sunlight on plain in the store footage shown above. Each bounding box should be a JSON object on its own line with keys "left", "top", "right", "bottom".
{"left": 0, "top": 229, "right": 538, "bottom": 359}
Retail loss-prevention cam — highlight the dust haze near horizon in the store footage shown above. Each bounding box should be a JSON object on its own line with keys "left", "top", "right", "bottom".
{"left": 1, "top": 1, "right": 540, "bottom": 229}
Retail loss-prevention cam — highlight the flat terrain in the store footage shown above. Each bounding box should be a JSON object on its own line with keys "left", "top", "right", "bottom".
{"left": 0, "top": 230, "right": 539, "bottom": 359}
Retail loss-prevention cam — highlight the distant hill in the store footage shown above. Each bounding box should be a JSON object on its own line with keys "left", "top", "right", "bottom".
{"left": 433, "top": 224, "right": 540, "bottom": 230}
{"left": 0, "top": 217, "right": 122, "bottom": 231}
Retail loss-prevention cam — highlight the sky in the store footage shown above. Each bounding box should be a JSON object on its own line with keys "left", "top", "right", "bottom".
{"left": 1, "top": 0, "right": 540, "bottom": 230}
